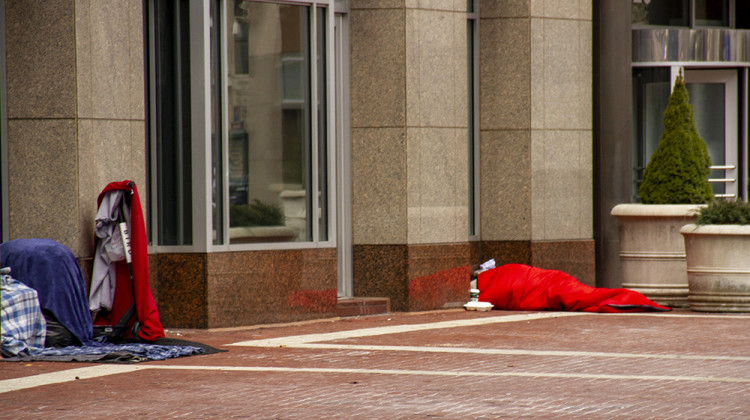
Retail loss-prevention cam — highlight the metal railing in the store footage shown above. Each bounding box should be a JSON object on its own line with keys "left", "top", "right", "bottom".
{"left": 709, "top": 165, "right": 736, "bottom": 199}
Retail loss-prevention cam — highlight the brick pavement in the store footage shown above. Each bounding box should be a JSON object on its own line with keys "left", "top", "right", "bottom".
{"left": 2, "top": 309, "right": 750, "bottom": 419}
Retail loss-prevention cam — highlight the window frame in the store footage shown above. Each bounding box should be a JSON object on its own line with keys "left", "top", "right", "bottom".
{"left": 468, "top": 0, "right": 480, "bottom": 240}
{"left": 151, "top": 0, "right": 338, "bottom": 253}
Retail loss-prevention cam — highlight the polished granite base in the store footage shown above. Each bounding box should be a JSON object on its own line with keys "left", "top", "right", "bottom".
{"left": 337, "top": 297, "right": 390, "bottom": 317}
{"left": 353, "top": 243, "right": 472, "bottom": 312}
{"left": 154, "top": 248, "right": 338, "bottom": 329}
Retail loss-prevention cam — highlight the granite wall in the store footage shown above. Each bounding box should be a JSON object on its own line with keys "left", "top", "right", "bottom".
{"left": 479, "top": 1, "right": 595, "bottom": 285}
{"left": 156, "top": 248, "right": 338, "bottom": 329}
{"left": 349, "top": 1, "right": 474, "bottom": 310}
{"left": 5, "top": 0, "right": 146, "bottom": 260}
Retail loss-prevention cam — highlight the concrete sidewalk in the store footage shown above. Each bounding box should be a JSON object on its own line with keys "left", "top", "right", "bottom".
{"left": 2, "top": 309, "right": 750, "bottom": 419}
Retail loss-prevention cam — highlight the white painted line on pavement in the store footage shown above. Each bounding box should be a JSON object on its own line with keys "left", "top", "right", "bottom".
{"left": 5, "top": 311, "right": 749, "bottom": 394}
{"left": 5, "top": 360, "right": 750, "bottom": 395}
{"left": 147, "top": 364, "right": 750, "bottom": 384}
{"left": 229, "top": 311, "right": 750, "bottom": 362}
{"left": 229, "top": 312, "right": 586, "bottom": 347}
{"left": 0, "top": 365, "right": 143, "bottom": 394}
{"left": 270, "top": 343, "right": 750, "bottom": 362}
{"left": 607, "top": 312, "right": 750, "bottom": 319}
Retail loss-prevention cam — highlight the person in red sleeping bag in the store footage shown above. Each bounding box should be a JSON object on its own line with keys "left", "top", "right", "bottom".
{"left": 477, "top": 264, "right": 670, "bottom": 313}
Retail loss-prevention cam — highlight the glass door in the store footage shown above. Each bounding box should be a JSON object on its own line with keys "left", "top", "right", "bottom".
{"left": 683, "top": 69, "right": 739, "bottom": 198}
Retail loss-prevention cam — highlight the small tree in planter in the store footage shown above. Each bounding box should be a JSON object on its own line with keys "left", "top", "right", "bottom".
{"left": 611, "top": 71, "right": 713, "bottom": 308}
{"left": 638, "top": 72, "right": 713, "bottom": 204}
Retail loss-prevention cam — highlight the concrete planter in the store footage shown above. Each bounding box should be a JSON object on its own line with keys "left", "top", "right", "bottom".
{"left": 681, "top": 224, "right": 750, "bottom": 312}
{"left": 611, "top": 204, "right": 702, "bottom": 308}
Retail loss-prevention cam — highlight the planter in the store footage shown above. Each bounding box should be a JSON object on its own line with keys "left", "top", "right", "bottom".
{"left": 611, "top": 203, "right": 702, "bottom": 308}
{"left": 681, "top": 224, "right": 750, "bottom": 312}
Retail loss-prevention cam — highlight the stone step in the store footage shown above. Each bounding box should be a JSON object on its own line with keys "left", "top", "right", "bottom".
{"left": 337, "top": 297, "right": 390, "bottom": 317}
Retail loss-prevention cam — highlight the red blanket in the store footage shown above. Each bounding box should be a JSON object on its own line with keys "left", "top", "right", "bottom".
{"left": 93, "top": 181, "right": 165, "bottom": 341}
{"left": 478, "top": 264, "right": 670, "bottom": 313}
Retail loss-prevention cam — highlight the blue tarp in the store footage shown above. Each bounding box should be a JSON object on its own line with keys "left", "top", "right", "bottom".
{"left": 1, "top": 238, "right": 93, "bottom": 344}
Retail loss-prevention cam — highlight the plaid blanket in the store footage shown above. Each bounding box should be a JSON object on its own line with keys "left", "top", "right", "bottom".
{"left": 3, "top": 341, "right": 205, "bottom": 363}
{"left": 2, "top": 272, "right": 207, "bottom": 363}
{"left": 1, "top": 274, "right": 46, "bottom": 357}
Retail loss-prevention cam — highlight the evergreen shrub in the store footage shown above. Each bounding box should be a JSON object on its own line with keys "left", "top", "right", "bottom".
{"left": 695, "top": 199, "right": 750, "bottom": 225}
{"left": 638, "top": 73, "right": 714, "bottom": 204}
{"left": 230, "top": 199, "right": 286, "bottom": 227}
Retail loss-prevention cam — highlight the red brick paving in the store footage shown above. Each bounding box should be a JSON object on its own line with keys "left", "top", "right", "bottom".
{"left": 2, "top": 309, "right": 750, "bottom": 419}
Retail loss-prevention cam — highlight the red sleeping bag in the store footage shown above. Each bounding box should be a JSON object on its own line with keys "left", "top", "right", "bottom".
{"left": 477, "top": 264, "right": 670, "bottom": 313}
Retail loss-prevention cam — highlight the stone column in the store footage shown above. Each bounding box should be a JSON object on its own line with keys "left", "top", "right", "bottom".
{"left": 5, "top": 0, "right": 146, "bottom": 263}
{"left": 5, "top": 1, "right": 79, "bottom": 250}
{"left": 479, "top": 1, "right": 595, "bottom": 284}
{"left": 350, "top": 1, "right": 471, "bottom": 310}
{"left": 594, "top": 0, "right": 633, "bottom": 288}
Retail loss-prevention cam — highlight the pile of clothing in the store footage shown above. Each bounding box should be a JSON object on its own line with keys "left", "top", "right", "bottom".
{"left": 1, "top": 181, "right": 206, "bottom": 363}
{"left": 0, "top": 238, "right": 204, "bottom": 363}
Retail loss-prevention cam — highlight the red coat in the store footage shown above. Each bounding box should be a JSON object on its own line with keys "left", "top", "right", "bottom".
{"left": 93, "top": 180, "right": 165, "bottom": 341}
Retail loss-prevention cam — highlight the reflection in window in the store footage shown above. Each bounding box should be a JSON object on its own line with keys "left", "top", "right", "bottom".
{"left": 694, "top": 0, "right": 728, "bottom": 27}
{"left": 316, "top": 6, "right": 329, "bottom": 242}
{"left": 687, "top": 82, "right": 726, "bottom": 195}
{"left": 151, "top": 0, "right": 193, "bottom": 246}
{"left": 211, "top": 0, "right": 224, "bottom": 245}
{"left": 632, "top": 0, "right": 688, "bottom": 26}
{"left": 468, "top": 1, "right": 477, "bottom": 236}
{"left": 226, "top": 1, "right": 328, "bottom": 244}
{"left": 233, "top": 16, "right": 249, "bottom": 75}
{"left": 632, "top": 0, "right": 739, "bottom": 27}
{"left": 738, "top": 1, "right": 750, "bottom": 29}
{"left": 632, "top": 68, "right": 671, "bottom": 201}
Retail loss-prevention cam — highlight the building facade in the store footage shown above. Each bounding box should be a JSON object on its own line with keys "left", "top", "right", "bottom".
{"left": 0, "top": 0, "right": 594, "bottom": 328}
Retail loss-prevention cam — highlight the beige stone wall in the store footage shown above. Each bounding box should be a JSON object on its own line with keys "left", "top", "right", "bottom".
{"left": 5, "top": 0, "right": 146, "bottom": 257}
{"left": 479, "top": 0, "right": 592, "bottom": 242}
{"left": 405, "top": 2, "right": 469, "bottom": 245}
{"left": 350, "top": 4, "right": 407, "bottom": 245}
{"left": 351, "top": 1, "right": 470, "bottom": 246}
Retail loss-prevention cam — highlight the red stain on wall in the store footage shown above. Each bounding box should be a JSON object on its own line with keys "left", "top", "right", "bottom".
{"left": 409, "top": 265, "right": 471, "bottom": 311}
{"left": 287, "top": 289, "right": 338, "bottom": 313}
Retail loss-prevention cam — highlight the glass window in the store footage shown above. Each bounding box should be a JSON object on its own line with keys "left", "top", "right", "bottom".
{"left": 694, "top": 0, "right": 728, "bottom": 27}
{"left": 632, "top": 0, "right": 741, "bottom": 27}
{"left": 149, "top": 0, "right": 334, "bottom": 248}
{"left": 150, "top": 0, "right": 194, "bottom": 246}
{"left": 632, "top": 0, "right": 689, "bottom": 26}
{"left": 468, "top": 1, "right": 478, "bottom": 237}
{"left": 687, "top": 82, "right": 727, "bottom": 195}
{"left": 211, "top": 0, "right": 224, "bottom": 245}
{"left": 632, "top": 68, "right": 671, "bottom": 200}
{"left": 225, "top": 1, "right": 329, "bottom": 244}
{"left": 737, "top": 1, "right": 750, "bottom": 28}
{"left": 316, "top": 6, "right": 329, "bottom": 242}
